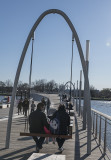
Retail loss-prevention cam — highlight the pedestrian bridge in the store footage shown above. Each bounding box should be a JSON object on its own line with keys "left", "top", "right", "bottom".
{"left": 0, "top": 93, "right": 111, "bottom": 160}
{"left": 1, "top": 9, "right": 111, "bottom": 159}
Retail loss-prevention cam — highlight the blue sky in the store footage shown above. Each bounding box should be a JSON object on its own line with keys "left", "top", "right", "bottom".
{"left": 0, "top": 0, "right": 111, "bottom": 90}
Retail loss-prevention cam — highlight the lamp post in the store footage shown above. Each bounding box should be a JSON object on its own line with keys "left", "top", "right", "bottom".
{"left": 83, "top": 40, "right": 90, "bottom": 129}
{"left": 79, "top": 70, "right": 82, "bottom": 116}
{"left": 73, "top": 83, "right": 75, "bottom": 106}
{"left": 76, "top": 80, "right": 78, "bottom": 112}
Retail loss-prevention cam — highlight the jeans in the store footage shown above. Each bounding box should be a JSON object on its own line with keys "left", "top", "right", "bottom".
{"left": 32, "top": 136, "right": 45, "bottom": 148}
{"left": 56, "top": 138, "right": 65, "bottom": 148}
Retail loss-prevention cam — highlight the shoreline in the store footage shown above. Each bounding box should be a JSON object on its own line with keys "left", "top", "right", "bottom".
{"left": 0, "top": 93, "right": 111, "bottom": 101}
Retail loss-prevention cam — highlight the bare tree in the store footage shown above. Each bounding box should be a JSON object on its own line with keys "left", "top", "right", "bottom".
{"left": 5, "top": 79, "right": 13, "bottom": 87}
{"left": 0, "top": 81, "right": 6, "bottom": 93}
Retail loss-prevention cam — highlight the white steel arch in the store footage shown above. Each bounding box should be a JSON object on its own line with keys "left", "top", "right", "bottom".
{"left": 6, "top": 9, "right": 91, "bottom": 154}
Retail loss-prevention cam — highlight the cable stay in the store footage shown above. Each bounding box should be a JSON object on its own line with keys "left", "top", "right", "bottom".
{"left": 29, "top": 33, "right": 34, "bottom": 94}
{"left": 20, "top": 33, "right": 74, "bottom": 139}
{"left": 24, "top": 33, "right": 34, "bottom": 132}
{"left": 69, "top": 33, "right": 74, "bottom": 101}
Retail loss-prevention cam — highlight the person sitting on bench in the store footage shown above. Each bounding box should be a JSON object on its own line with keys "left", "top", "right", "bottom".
{"left": 29, "top": 102, "right": 49, "bottom": 153}
{"left": 51, "top": 104, "right": 70, "bottom": 152}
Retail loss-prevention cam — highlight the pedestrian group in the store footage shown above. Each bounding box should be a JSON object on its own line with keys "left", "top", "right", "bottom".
{"left": 17, "top": 95, "right": 72, "bottom": 153}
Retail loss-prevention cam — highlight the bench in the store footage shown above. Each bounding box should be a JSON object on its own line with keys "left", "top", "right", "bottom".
{"left": 20, "top": 115, "right": 74, "bottom": 139}
{"left": 27, "top": 153, "right": 66, "bottom": 160}
{"left": 20, "top": 125, "right": 73, "bottom": 139}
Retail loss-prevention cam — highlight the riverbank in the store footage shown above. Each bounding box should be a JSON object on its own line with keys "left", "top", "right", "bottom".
{"left": 0, "top": 93, "right": 12, "bottom": 96}
{"left": 1, "top": 93, "right": 111, "bottom": 101}
{"left": 79, "top": 97, "right": 111, "bottom": 101}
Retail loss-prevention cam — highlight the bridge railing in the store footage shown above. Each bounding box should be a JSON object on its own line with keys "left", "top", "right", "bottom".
{"left": 91, "top": 108, "right": 111, "bottom": 154}
{"left": 78, "top": 104, "right": 111, "bottom": 154}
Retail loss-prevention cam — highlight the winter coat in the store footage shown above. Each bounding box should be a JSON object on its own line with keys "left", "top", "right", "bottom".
{"left": 23, "top": 99, "right": 29, "bottom": 110}
{"left": 17, "top": 101, "right": 22, "bottom": 109}
{"left": 29, "top": 108, "right": 49, "bottom": 133}
{"left": 51, "top": 109, "right": 70, "bottom": 135}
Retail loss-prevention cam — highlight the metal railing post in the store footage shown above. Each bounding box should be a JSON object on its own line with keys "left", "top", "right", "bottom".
{"left": 81, "top": 108, "right": 83, "bottom": 118}
{"left": 95, "top": 114, "right": 98, "bottom": 139}
{"left": 91, "top": 108, "right": 111, "bottom": 156}
{"left": 103, "top": 118, "right": 107, "bottom": 154}
{"left": 93, "top": 112, "right": 95, "bottom": 134}
{"left": 91, "top": 111, "right": 93, "bottom": 129}
{"left": 99, "top": 116, "right": 101, "bottom": 145}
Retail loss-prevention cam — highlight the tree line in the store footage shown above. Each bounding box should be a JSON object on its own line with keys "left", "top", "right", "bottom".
{"left": 0, "top": 79, "right": 111, "bottom": 100}
{"left": 0, "top": 79, "right": 59, "bottom": 95}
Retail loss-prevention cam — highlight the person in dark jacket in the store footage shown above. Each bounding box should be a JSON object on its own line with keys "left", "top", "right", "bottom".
{"left": 46, "top": 98, "right": 51, "bottom": 115}
{"left": 29, "top": 102, "right": 49, "bottom": 152}
{"left": 17, "top": 99, "right": 23, "bottom": 115}
{"left": 41, "top": 97, "right": 46, "bottom": 112}
{"left": 22, "top": 98, "right": 29, "bottom": 116}
{"left": 51, "top": 104, "right": 70, "bottom": 152}
{"left": 30, "top": 100, "right": 36, "bottom": 113}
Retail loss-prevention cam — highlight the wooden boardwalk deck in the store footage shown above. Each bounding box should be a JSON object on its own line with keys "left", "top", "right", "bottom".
{"left": 0, "top": 94, "right": 111, "bottom": 160}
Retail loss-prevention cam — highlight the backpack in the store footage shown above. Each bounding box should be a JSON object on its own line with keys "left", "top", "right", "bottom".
{"left": 49, "top": 113, "right": 60, "bottom": 134}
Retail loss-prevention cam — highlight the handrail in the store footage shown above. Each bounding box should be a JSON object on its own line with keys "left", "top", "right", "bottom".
{"left": 91, "top": 108, "right": 111, "bottom": 121}
{"left": 78, "top": 104, "right": 111, "bottom": 155}
{"left": 91, "top": 108, "right": 111, "bottom": 155}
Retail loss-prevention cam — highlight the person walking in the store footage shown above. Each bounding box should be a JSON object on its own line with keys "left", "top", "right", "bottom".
{"left": 31, "top": 100, "right": 36, "bottom": 113}
{"left": 17, "top": 99, "right": 22, "bottom": 115}
{"left": 51, "top": 104, "right": 70, "bottom": 152}
{"left": 46, "top": 98, "right": 51, "bottom": 115}
{"left": 29, "top": 102, "right": 49, "bottom": 153}
{"left": 41, "top": 97, "right": 46, "bottom": 113}
{"left": 22, "top": 98, "right": 29, "bottom": 116}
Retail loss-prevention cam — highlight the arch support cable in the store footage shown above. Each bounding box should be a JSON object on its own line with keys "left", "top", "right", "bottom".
{"left": 29, "top": 33, "right": 34, "bottom": 97}
{"left": 70, "top": 33, "right": 74, "bottom": 101}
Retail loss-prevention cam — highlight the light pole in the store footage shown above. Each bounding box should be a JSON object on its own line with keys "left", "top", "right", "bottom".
{"left": 73, "top": 83, "right": 75, "bottom": 106}
{"left": 79, "top": 70, "right": 82, "bottom": 116}
{"left": 83, "top": 40, "right": 90, "bottom": 128}
{"left": 76, "top": 80, "right": 78, "bottom": 112}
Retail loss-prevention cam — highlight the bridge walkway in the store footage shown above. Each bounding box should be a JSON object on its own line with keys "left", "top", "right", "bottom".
{"left": 0, "top": 94, "right": 111, "bottom": 159}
